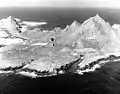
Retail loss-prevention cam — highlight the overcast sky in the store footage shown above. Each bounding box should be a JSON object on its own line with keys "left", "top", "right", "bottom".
{"left": 0, "top": 0, "right": 120, "bottom": 8}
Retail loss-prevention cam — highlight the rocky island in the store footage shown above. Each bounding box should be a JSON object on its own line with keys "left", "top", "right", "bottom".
{"left": 0, "top": 15, "right": 120, "bottom": 78}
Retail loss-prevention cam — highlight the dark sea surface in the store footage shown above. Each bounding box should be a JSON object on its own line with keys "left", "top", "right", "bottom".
{"left": 0, "top": 7, "right": 120, "bottom": 29}
{"left": 0, "top": 7, "right": 120, "bottom": 94}
{"left": 1, "top": 62, "right": 120, "bottom": 94}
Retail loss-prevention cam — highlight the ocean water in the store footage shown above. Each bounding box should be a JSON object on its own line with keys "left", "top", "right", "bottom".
{"left": 0, "top": 7, "right": 120, "bottom": 94}
{"left": 0, "top": 7, "right": 120, "bottom": 29}
{"left": 1, "top": 62, "right": 120, "bottom": 94}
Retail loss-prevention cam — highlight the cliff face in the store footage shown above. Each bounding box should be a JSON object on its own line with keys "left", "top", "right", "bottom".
{"left": 0, "top": 15, "right": 120, "bottom": 77}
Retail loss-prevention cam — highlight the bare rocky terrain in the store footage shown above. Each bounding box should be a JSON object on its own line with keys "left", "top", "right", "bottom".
{"left": 0, "top": 15, "right": 120, "bottom": 77}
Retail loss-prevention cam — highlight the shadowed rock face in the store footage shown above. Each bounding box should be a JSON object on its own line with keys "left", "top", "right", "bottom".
{"left": 0, "top": 15, "right": 120, "bottom": 77}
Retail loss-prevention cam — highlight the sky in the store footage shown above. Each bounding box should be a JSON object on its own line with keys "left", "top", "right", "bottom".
{"left": 0, "top": 0, "right": 120, "bottom": 8}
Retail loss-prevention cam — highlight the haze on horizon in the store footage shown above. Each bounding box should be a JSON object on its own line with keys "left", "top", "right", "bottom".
{"left": 0, "top": 0, "right": 120, "bottom": 8}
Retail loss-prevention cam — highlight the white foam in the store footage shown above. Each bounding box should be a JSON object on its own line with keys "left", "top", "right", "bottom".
{"left": 0, "top": 70, "right": 13, "bottom": 74}
{"left": 77, "top": 62, "right": 103, "bottom": 75}
{"left": 23, "top": 21, "right": 47, "bottom": 26}
{"left": 17, "top": 71, "right": 38, "bottom": 78}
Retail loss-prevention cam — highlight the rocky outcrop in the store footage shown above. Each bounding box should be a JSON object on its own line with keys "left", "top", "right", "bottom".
{"left": 76, "top": 14, "right": 120, "bottom": 68}
{"left": 0, "top": 16, "right": 22, "bottom": 36}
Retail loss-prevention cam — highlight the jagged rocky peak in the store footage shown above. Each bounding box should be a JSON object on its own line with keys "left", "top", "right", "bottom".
{"left": 0, "top": 16, "right": 22, "bottom": 35}
{"left": 63, "top": 20, "right": 81, "bottom": 32}
{"left": 82, "top": 14, "right": 105, "bottom": 25}
{"left": 81, "top": 14, "right": 112, "bottom": 38}
{"left": 7, "top": 16, "right": 21, "bottom": 22}
{"left": 7, "top": 16, "right": 21, "bottom": 28}
{"left": 4, "top": 16, "right": 20, "bottom": 25}
{"left": 81, "top": 14, "right": 111, "bottom": 29}
{"left": 73, "top": 14, "right": 116, "bottom": 52}
{"left": 93, "top": 14, "right": 104, "bottom": 22}
{"left": 70, "top": 20, "right": 81, "bottom": 27}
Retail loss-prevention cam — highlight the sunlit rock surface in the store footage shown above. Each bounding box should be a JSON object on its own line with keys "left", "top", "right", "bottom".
{"left": 0, "top": 15, "right": 120, "bottom": 78}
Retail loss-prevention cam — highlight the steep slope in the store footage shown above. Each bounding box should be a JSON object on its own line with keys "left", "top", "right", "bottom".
{"left": 0, "top": 16, "right": 22, "bottom": 36}
{"left": 63, "top": 21, "right": 81, "bottom": 32}
{"left": 55, "top": 21, "right": 81, "bottom": 46}
{"left": 0, "top": 16, "right": 26, "bottom": 46}
{"left": 77, "top": 14, "right": 120, "bottom": 68}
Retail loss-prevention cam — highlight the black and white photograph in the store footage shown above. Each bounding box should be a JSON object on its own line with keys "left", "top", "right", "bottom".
{"left": 0, "top": 0, "right": 120, "bottom": 94}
